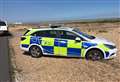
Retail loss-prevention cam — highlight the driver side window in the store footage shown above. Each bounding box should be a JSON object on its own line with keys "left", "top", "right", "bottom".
{"left": 59, "top": 30, "right": 79, "bottom": 40}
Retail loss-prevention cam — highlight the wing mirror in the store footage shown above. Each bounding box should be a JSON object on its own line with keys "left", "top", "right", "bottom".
{"left": 75, "top": 37, "right": 81, "bottom": 42}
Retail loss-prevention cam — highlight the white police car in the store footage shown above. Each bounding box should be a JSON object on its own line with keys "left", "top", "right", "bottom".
{"left": 20, "top": 26, "right": 117, "bottom": 60}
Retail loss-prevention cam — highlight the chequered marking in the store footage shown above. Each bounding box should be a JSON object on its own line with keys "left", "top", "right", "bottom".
{"left": 30, "top": 36, "right": 41, "bottom": 44}
{"left": 29, "top": 37, "right": 84, "bottom": 57}
{"left": 82, "top": 42, "right": 97, "bottom": 49}
{"left": 21, "top": 44, "right": 29, "bottom": 48}
{"left": 60, "top": 47, "right": 67, "bottom": 56}
{"left": 21, "top": 36, "right": 31, "bottom": 45}
{"left": 54, "top": 39, "right": 59, "bottom": 46}
{"left": 54, "top": 46, "right": 67, "bottom": 56}
{"left": 41, "top": 37, "right": 54, "bottom": 46}
{"left": 67, "top": 48, "right": 81, "bottom": 57}
{"left": 54, "top": 39, "right": 67, "bottom": 47}
{"left": 54, "top": 46, "right": 59, "bottom": 55}
{"left": 81, "top": 48, "right": 86, "bottom": 57}
{"left": 59, "top": 40, "right": 67, "bottom": 47}
{"left": 67, "top": 40, "right": 82, "bottom": 48}
{"left": 42, "top": 46, "right": 54, "bottom": 54}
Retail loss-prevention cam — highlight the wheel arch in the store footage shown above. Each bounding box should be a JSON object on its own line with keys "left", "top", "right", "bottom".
{"left": 84, "top": 47, "right": 105, "bottom": 59}
{"left": 28, "top": 44, "right": 44, "bottom": 54}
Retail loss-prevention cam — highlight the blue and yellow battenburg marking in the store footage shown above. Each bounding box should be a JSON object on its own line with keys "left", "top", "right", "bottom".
{"left": 21, "top": 36, "right": 111, "bottom": 58}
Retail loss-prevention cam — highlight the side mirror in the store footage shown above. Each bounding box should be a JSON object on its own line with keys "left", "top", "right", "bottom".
{"left": 75, "top": 37, "right": 81, "bottom": 42}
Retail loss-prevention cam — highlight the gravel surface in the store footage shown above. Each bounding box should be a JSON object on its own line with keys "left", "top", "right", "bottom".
{"left": 9, "top": 23, "right": 120, "bottom": 82}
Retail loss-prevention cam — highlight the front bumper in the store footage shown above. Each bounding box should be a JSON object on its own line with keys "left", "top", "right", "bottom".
{"left": 105, "top": 48, "right": 117, "bottom": 59}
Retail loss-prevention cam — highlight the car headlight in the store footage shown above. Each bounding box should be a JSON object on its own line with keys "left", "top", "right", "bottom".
{"left": 104, "top": 44, "right": 116, "bottom": 49}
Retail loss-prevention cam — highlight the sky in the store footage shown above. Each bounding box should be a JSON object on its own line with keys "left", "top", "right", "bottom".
{"left": 0, "top": 0, "right": 120, "bottom": 23}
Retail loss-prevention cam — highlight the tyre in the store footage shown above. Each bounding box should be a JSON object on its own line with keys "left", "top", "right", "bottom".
{"left": 29, "top": 45, "right": 42, "bottom": 58}
{"left": 86, "top": 49, "right": 104, "bottom": 60}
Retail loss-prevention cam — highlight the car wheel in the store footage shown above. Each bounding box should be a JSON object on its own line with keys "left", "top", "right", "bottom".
{"left": 86, "top": 49, "right": 104, "bottom": 60}
{"left": 29, "top": 46, "right": 42, "bottom": 58}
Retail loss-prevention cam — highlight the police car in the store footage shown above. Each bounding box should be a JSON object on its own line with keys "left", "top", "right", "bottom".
{"left": 0, "top": 20, "right": 8, "bottom": 33}
{"left": 20, "top": 26, "right": 117, "bottom": 60}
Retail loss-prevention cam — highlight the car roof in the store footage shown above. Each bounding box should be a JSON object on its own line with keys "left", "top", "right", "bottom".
{"left": 29, "top": 26, "right": 74, "bottom": 32}
{"left": 26, "top": 26, "right": 89, "bottom": 41}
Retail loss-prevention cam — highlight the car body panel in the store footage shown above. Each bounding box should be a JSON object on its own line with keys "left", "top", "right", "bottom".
{"left": 20, "top": 27, "right": 117, "bottom": 59}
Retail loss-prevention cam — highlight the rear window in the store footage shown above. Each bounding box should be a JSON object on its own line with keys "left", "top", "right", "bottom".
{"left": 0, "top": 21, "right": 6, "bottom": 26}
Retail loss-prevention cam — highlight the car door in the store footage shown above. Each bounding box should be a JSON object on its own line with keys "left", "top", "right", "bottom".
{"left": 58, "top": 30, "right": 82, "bottom": 57}
{"left": 31, "top": 30, "right": 59, "bottom": 55}
{"left": 40, "top": 30, "right": 59, "bottom": 55}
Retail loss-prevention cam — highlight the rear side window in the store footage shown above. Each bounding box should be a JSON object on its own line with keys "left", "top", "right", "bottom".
{"left": 58, "top": 30, "right": 86, "bottom": 41}
{"left": 0, "top": 21, "right": 6, "bottom": 26}
{"left": 59, "top": 30, "right": 78, "bottom": 40}
{"left": 31, "top": 31, "right": 47, "bottom": 37}
{"left": 31, "top": 30, "right": 58, "bottom": 38}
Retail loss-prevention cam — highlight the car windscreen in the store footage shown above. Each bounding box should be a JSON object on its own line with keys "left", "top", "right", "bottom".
{"left": 0, "top": 21, "right": 6, "bottom": 26}
{"left": 73, "top": 29, "right": 95, "bottom": 39}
